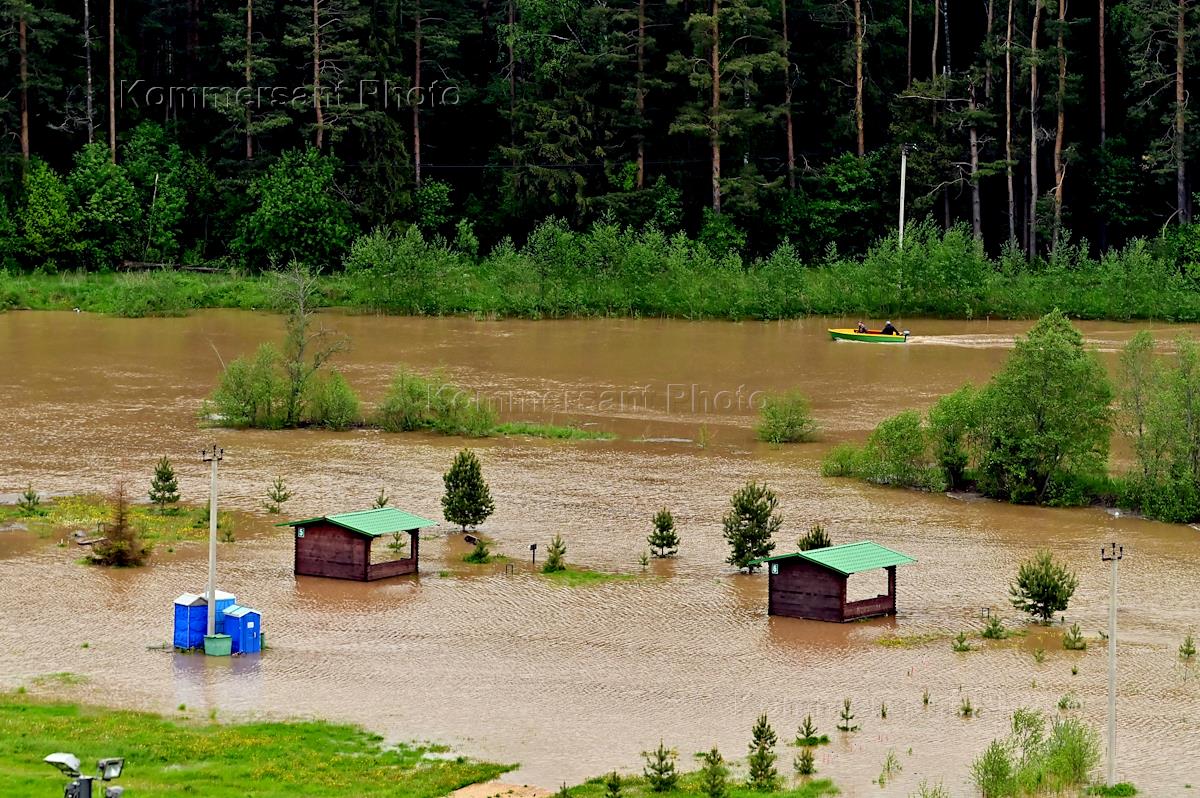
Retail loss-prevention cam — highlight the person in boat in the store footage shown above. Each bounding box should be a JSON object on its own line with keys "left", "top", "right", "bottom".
{"left": 880, "top": 320, "right": 899, "bottom": 335}
{"left": 856, "top": 321, "right": 868, "bottom": 333}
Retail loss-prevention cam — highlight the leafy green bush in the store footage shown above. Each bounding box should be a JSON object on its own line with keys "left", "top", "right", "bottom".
{"left": 374, "top": 368, "right": 497, "bottom": 437}
{"left": 304, "top": 370, "right": 361, "bottom": 430}
{"left": 756, "top": 390, "right": 817, "bottom": 443}
{"left": 204, "top": 344, "right": 285, "bottom": 428}
{"left": 976, "top": 311, "right": 1113, "bottom": 504}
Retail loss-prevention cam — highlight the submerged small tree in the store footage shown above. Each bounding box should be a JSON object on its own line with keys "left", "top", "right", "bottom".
{"left": 464, "top": 537, "right": 492, "bottom": 564}
{"left": 1010, "top": 550, "right": 1078, "bottom": 622}
{"left": 836, "top": 698, "right": 859, "bottom": 732}
{"left": 797, "top": 524, "right": 831, "bottom": 551}
{"left": 148, "top": 456, "right": 180, "bottom": 513}
{"left": 91, "top": 482, "right": 149, "bottom": 566}
{"left": 373, "top": 487, "right": 390, "bottom": 509}
{"left": 16, "top": 484, "right": 41, "bottom": 516}
{"left": 648, "top": 508, "right": 680, "bottom": 557}
{"left": 641, "top": 740, "right": 679, "bottom": 792}
{"left": 746, "top": 714, "right": 779, "bottom": 791}
{"left": 442, "top": 449, "right": 495, "bottom": 531}
{"left": 723, "top": 481, "right": 780, "bottom": 572}
{"left": 543, "top": 533, "right": 567, "bottom": 573}
{"left": 264, "top": 477, "right": 292, "bottom": 514}
{"left": 756, "top": 390, "right": 817, "bottom": 443}
{"left": 697, "top": 747, "right": 728, "bottom": 798}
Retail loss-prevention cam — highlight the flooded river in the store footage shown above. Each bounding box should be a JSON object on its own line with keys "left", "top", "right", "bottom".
{"left": 1, "top": 311, "right": 1197, "bottom": 796}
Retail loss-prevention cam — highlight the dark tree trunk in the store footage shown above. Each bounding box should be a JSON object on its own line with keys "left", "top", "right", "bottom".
{"left": 710, "top": 0, "right": 721, "bottom": 213}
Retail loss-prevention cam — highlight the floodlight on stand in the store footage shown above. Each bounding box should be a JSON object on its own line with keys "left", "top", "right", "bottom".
{"left": 44, "top": 752, "right": 81, "bottom": 777}
{"left": 97, "top": 758, "right": 124, "bottom": 780}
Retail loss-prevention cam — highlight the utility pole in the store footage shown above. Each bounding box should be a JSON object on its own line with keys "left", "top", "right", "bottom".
{"left": 1101, "top": 541, "right": 1124, "bottom": 788}
{"left": 202, "top": 444, "right": 224, "bottom": 638}
{"left": 899, "top": 144, "right": 912, "bottom": 249}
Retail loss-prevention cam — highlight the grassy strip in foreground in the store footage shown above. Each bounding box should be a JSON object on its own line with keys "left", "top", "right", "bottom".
{"left": 0, "top": 693, "right": 512, "bottom": 798}
{"left": 568, "top": 772, "right": 838, "bottom": 798}
{"left": 494, "top": 422, "right": 616, "bottom": 440}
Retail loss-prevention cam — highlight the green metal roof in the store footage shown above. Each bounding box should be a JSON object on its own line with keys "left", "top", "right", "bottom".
{"left": 753, "top": 541, "right": 915, "bottom": 575}
{"left": 278, "top": 507, "right": 438, "bottom": 537}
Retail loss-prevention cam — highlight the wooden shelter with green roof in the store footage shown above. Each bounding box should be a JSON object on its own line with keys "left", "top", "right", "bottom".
{"left": 281, "top": 507, "right": 437, "bottom": 581}
{"left": 753, "top": 541, "right": 916, "bottom": 622}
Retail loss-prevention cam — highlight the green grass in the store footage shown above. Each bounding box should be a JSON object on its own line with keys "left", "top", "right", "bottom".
{"left": 1087, "top": 785, "right": 1137, "bottom": 797}
{"left": 494, "top": 422, "right": 615, "bottom": 440}
{"left": 2, "top": 495, "right": 229, "bottom": 547}
{"left": 567, "top": 771, "right": 837, "bottom": 798}
{"left": 541, "top": 567, "right": 638, "bottom": 587}
{"left": 875, "top": 631, "right": 949, "bottom": 648}
{"left": 10, "top": 221, "right": 1200, "bottom": 323}
{"left": 0, "top": 693, "right": 512, "bottom": 797}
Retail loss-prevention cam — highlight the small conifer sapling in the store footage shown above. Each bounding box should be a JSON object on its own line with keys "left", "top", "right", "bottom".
{"left": 543, "top": 533, "right": 567, "bottom": 573}
{"left": 648, "top": 508, "right": 680, "bottom": 557}
{"left": 746, "top": 714, "right": 779, "bottom": 790}
{"left": 697, "top": 747, "right": 728, "bottom": 798}
{"left": 149, "top": 457, "right": 180, "bottom": 513}
{"left": 641, "top": 740, "right": 678, "bottom": 792}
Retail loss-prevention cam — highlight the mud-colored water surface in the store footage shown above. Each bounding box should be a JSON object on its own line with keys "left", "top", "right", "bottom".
{"left": 1, "top": 311, "right": 1198, "bottom": 796}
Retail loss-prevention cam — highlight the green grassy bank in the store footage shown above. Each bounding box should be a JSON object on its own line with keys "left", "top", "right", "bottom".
{"left": 5, "top": 222, "right": 1200, "bottom": 321}
{"left": 0, "top": 694, "right": 513, "bottom": 797}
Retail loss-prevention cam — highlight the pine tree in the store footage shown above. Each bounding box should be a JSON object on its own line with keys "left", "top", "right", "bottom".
{"left": 603, "top": 771, "right": 621, "bottom": 798}
{"left": 796, "top": 524, "right": 831, "bottom": 551}
{"left": 836, "top": 697, "right": 859, "bottom": 732}
{"left": 148, "top": 456, "right": 180, "bottom": 512}
{"left": 373, "top": 487, "right": 389, "bottom": 509}
{"left": 793, "top": 747, "right": 815, "bottom": 776}
{"left": 746, "top": 713, "right": 779, "bottom": 790}
{"left": 668, "top": 0, "right": 787, "bottom": 215}
{"left": 722, "top": 481, "right": 780, "bottom": 572}
{"left": 697, "top": 747, "right": 728, "bottom": 798}
{"left": 264, "top": 476, "right": 292, "bottom": 514}
{"left": 16, "top": 483, "right": 40, "bottom": 515}
{"left": 642, "top": 740, "right": 678, "bottom": 792}
{"left": 442, "top": 449, "right": 495, "bottom": 531}
{"left": 543, "top": 533, "right": 567, "bottom": 573}
{"left": 92, "top": 481, "right": 148, "bottom": 566}
{"left": 647, "top": 507, "right": 680, "bottom": 557}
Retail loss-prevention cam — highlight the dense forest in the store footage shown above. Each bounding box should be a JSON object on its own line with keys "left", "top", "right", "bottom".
{"left": 2, "top": 0, "right": 1200, "bottom": 272}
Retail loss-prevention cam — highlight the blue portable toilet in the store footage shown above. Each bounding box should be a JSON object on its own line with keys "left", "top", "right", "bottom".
{"left": 173, "top": 593, "right": 206, "bottom": 649}
{"left": 211, "top": 590, "right": 237, "bottom": 634}
{"left": 222, "top": 605, "right": 262, "bottom": 654}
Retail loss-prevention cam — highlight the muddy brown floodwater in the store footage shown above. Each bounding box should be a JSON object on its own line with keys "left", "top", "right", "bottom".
{"left": 1, "top": 311, "right": 1198, "bottom": 796}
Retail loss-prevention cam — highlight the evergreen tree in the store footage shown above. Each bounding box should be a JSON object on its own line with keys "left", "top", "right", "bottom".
{"left": 264, "top": 476, "right": 292, "bottom": 514}
{"left": 641, "top": 740, "right": 679, "bottom": 792}
{"left": 722, "top": 481, "right": 780, "bottom": 572}
{"left": 442, "top": 448, "right": 495, "bottom": 530}
{"left": 148, "top": 456, "right": 180, "bottom": 512}
{"left": 836, "top": 697, "right": 859, "bottom": 732}
{"left": 603, "top": 771, "right": 621, "bottom": 798}
{"left": 91, "top": 481, "right": 149, "bottom": 566}
{"left": 696, "top": 747, "right": 728, "bottom": 798}
{"left": 1009, "top": 549, "right": 1078, "bottom": 622}
{"left": 543, "top": 532, "right": 567, "bottom": 573}
{"left": 746, "top": 713, "right": 779, "bottom": 791}
{"left": 373, "top": 487, "right": 390, "bottom": 508}
{"left": 647, "top": 507, "right": 680, "bottom": 557}
{"left": 796, "top": 524, "right": 831, "bottom": 551}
